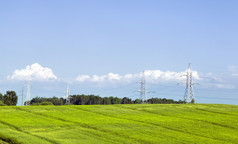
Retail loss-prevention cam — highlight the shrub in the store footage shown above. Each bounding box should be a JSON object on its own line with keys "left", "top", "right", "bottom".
{"left": 40, "top": 101, "right": 53, "bottom": 105}
{"left": 0, "top": 100, "right": 6, "bottom": 106}
{"left": 30, "top": 103, "right": 40, "bottom": 106}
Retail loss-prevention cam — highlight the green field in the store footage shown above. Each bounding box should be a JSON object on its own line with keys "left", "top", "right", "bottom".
{"left": 0, "top": 104, "right": 237, "bottom": 144}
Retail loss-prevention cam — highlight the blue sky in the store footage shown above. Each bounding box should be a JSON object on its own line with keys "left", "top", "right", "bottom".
{"left": 0, "top": 0, "right": 238, "bottom": 105}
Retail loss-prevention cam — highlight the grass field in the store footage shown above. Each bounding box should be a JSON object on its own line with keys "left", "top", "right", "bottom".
{"left": 0, "top": 104, "right": 237, "bottom": 144}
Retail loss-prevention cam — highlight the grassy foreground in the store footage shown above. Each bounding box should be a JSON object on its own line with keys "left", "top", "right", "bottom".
{"left": 0, "top": 104, "right": 237, "bottom": 144}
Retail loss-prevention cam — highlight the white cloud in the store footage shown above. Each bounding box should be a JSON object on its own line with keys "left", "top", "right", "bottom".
{"left": 8, "top": 63, "right": 57, "bottom": 81}
{"left": 195, "top": 66, "right": 238, "bottom": 89}
{"left": 228, "top": 66, "right": 238, "bottom": 76}
{"left": 199, "top": 72, "right": 237, "bottom": 89}
{"left": 108, "top": 73, "right": 121, "bottom": 81}
{"left": 76, "top": 75, "right": 90, "bottom": 82}
{"left": 215, "top": 84, "right": 236, "bottom": 89}
{"left": 75, "top": 70, "right": 200, "bottom": 83}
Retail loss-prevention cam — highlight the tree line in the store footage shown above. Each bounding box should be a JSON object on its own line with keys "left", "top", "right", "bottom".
{"left": 0, "top": 91, "right": 186, "bottom": 106}
{"left": 27, "top": 94, "right": 185, "bottom": 105}
{"left": 0, "top": 91, "right": 18, "bottom": 106}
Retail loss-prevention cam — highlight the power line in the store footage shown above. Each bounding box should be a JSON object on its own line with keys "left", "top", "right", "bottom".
{"left": 196, "top": 96, "right": 238, "bottom": 101}
{"left": 153, "top": 90, "right": 238, "bottom": 101}
{"left": 84, "top": 83, "right": 136, "bottom": 95}
{"left": 196, "top": 88, "right": 238, "bottom": 92}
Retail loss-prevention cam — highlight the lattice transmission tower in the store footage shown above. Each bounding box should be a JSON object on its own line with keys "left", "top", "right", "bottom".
{"left": 65, "top": 85, "right": 71, "bottom": 105}
{"left": 137, "top": 71, "right": 151, "bottom": 104}
{"left": 183, "top": 63, "right": 196, "bottom": 103}
{"left": 21, "top": 87, "right": 24, "bottom": 106}
{"left": 26, "top": 81, "right": 31, "bottom": 106}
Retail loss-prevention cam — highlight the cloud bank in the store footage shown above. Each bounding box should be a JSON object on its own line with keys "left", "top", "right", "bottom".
{"left": 6, "top": 63, "right": 236, "bottom": 89}
{"left": 76, "top": 70, "right": 200, "bottom": 83}
{"left": 8, "top": 63, "right": 57, "bottom": 81}
{"left": 228, "top": 66, "right": 238, "bottom": 77}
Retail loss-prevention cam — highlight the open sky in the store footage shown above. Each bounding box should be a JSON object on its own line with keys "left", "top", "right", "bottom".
{"left": 0, "top": 0, "right": 238, "bottom": 105}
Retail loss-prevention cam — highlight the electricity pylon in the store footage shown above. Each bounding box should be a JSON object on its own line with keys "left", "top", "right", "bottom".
{"left": 26, "top": 81, "right": 31, "bottom": 106}
{"left": 183, "top": 63, "right": 196, "bottom": 103}
{"left": 21, "top": 87, "right": 24, "bottom": 106}
{"left": 137, "top": 71, "right": 151, "bottom": 104}
{"left": 65, "top": 85, "right": 71, "bottom": 105}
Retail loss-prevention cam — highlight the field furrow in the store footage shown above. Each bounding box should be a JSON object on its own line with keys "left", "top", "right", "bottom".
{"left": 13, "top": 107, "right": 137, "bottom": 144}
{"left": 118, "top": 105, "right": 238, "bottom": 130}
{"left": 73, "top": 105, "right": 231, "bottom": 143}
{"left": 0, "top": 104, "right": 237, "bottom": 144}
{"left": 114, "top": 104, "right": 238, "bottom": 143}
{"left": 68, "top": 106, "right": 190, "bottom": 144}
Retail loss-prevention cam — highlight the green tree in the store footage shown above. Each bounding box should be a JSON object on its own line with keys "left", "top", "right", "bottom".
{"left": 0, "top": 100, "right": 6, "bottom": 106}
{"left": 30, "top": 96, "right": 41, "bottom": 104}
{"left": 121, "top": 97, "right": 132, "bottom": 104}
{"left": 50, "top": 97, "right": 64, "bottom": 105}
{"left": 134, "top": 99, "right": 140, "bottom": 104}
{"left": 40, "top": 101, "right": 53, "bottom": 105}
{"left": 102, "top": 97, "right": 110, "bottom": 105}
{"left": 3, "top": 91, "right": 18, "bottom": 106}
{"left": 109, "top": 96, "right": 114, "bottom": 104}
{"left": 112, "top": 97, "right": 122, "bottom": 104}
{"left": 0, "top": 93, "right": 3, "bottom": 101}
{"left": 0, "top": 93, "right": 4, "bottom": 106}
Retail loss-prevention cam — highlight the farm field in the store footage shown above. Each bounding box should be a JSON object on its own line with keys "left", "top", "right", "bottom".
{"left": 0, "top": 104, "right": 237, "bottom": 144}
